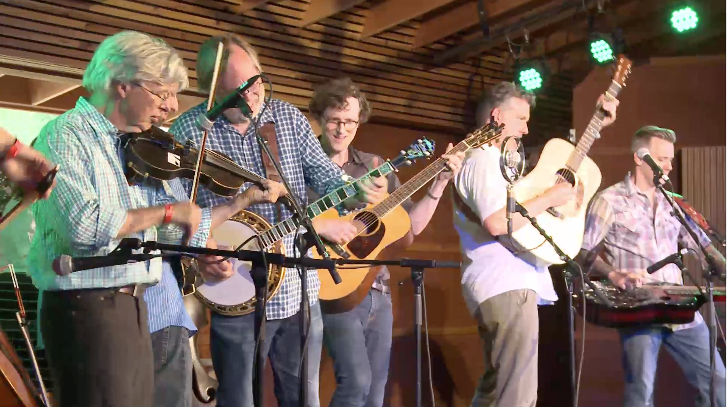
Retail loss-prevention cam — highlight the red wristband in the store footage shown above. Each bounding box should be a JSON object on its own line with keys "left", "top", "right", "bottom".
{"left": 5, "top": 139, "right": 21, "bottom": 160}
{"left": 163, "top": 204, "right": 174, "bottom": 224}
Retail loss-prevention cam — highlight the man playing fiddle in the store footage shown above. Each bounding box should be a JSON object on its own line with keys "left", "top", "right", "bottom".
{"left": 27, "top": 30, "right": 285, "bottom": 407}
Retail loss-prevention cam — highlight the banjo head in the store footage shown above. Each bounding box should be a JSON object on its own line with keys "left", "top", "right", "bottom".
{"left": 188, "top": 210, "right": 285, "bottom": 316}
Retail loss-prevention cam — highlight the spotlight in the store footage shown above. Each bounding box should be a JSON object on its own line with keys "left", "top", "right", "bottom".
{"left": 671, "top": 6, "right": 698, "bottom": 32}
{"left": 589, "top": 34, "right": 614, "bottom": 64}
{"left": 514, "top": 60, "right": 548, "bottom": 91}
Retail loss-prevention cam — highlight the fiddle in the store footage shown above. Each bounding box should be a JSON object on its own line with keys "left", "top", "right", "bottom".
{"left": 121, "top": 126, "right": 267, "bottom": 197}
{"left": 670, "top": 193, "right": 726, "bottom": 247}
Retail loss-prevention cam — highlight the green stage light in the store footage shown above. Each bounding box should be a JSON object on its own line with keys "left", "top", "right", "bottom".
{"left": 518, "top": 67, "right": 542, "bottom": 91}
{"left": 671, "top": 7, "right": 698, "bottom": 32}
{"left": 590, "top": 38, "right": 614, "bottom": 63}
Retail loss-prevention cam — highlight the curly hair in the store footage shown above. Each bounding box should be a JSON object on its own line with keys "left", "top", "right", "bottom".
{"left": 308, "top": 77, "right": 372, "bottom": 123}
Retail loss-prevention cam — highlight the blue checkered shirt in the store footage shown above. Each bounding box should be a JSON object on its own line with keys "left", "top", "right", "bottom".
{"left": 170, "top": 99, "right": 345, "bottom": 320}
{"left": 27, "top": 97, "right": 212, "bottom": 292}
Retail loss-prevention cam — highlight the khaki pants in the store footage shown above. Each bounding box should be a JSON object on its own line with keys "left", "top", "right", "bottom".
{"left": 471, "top": 289, "right": 539, "bottom": 407}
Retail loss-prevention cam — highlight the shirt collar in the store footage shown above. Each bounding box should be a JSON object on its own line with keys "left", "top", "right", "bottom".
{"left": 75, "top": 97, "right": 121, "bottom": 140}
{"left": 623, "top": 172, "right": 638, "bottom": 197}
{"left": 347, "top": 145, "right": 365, "bottom": 166}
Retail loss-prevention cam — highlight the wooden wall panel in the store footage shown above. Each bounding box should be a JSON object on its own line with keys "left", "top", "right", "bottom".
{"left": 0, "top": 0, "right": 574, "bottom": 134}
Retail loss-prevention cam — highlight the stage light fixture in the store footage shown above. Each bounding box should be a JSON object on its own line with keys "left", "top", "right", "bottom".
{"left": 514, "top": 59, "right": 547, "bottom": 92}
{"left": 671, "top": 6, "right": 698, "bottom": 32}
{"left": 589, "top": 35, "right": 614, "bottom": 64}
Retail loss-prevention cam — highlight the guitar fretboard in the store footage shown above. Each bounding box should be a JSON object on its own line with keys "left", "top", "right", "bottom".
{"left": 565, "top": 80, "right": 623, "bottom": 171}
{"left": 369, "top": 126, "right": 496, "bottom": 221}
{"left": 256, "top": 161, "right": 396, "bottom": 249}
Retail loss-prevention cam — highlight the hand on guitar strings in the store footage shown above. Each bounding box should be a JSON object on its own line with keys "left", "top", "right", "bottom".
{"left": 543, "top": 182, "right": 576, "bottom": 208}
{"left": 434, "top": 143, "right": 465, "bottom": 183}
{"left": 597, "top": 94, "right": 620, "bottom": 128}
{"left": 312, "top": 217, "right": 358, "bottom": 245}
{"left": 197, "top": 236, "right": 235, "bottom": 282}
{"left": 0, "top": 128, "right": 57, "bottom": 199}
{"left": 608, "top": 269, "right": 646, "bottom": 291}
{"left": 357, "top": 175, "right": 388, "bottom": 205}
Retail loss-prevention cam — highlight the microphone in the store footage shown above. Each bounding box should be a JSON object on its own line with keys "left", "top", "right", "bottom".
{"left": 52, "top": 253, "right": 158, "bottom": 276}
{"left": 636, "top": 148, "right": 669, "bottom": 186}
{"left": 197, "top": 74, "right": 261, "bottom": 131}
{"left": 647, "top": 248, "right": 688, "bottom": 274}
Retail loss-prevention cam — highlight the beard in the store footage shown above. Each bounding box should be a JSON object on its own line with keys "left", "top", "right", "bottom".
{"left": 223, "top": 109, "right": 251, "bottom": 125}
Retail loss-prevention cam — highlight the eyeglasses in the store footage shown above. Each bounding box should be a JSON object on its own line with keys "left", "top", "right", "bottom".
{"left": 325, "top": 118, "right": 359, "bottom": 131}
{"left": 133, "top": 82, "right": 173, "bottom": 103}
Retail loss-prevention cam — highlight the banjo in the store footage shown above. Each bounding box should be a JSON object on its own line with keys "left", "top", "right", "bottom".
{"left": 185, "top": 138, "right": 436, "bottom": 316}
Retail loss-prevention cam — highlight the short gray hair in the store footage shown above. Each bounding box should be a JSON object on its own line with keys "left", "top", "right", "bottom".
{"left": 83, "top": 31, "right": 189, "bottom": 94}
{"left": 475, "top": 82, "right": 536, "bottom": 126}
{"left": 631, "top": 125, "right": 677, "bottom": 153}
{"left": 197, "top": 33, "right": 263, "bottom": 94}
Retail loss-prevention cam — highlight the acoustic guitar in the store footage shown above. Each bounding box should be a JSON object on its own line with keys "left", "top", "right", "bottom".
{"left": 509, "top": 55, "right": 632, "bottom": 264}
{"left": 316, "top": 122, "right": 505, "bottom": 313}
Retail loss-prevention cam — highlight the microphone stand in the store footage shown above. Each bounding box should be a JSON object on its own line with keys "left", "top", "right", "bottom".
{"left": 118, "top": 239, "right": 455, "bottom": 407}
{"left": 249, "top": 112, "right": 339, "bottom": 407}
{"left": 316, "top": 257, "right": 461, "bottom": 407}
{"left": 656, "top": 179, "right": 723, "bottom": 407}
{"left": 512, "top": 202, "right": 612, "bottom": 407}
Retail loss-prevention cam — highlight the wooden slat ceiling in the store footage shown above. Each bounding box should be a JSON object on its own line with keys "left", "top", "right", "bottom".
{"left": 0, "top": 0, "right": 723, "bottom": 134}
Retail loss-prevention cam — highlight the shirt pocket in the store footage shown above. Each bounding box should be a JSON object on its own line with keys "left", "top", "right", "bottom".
{"left": 612, "top": 210, "right": 644, "bottom": 246}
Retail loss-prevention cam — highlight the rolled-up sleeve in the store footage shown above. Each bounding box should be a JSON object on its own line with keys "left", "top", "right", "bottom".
{"left": 34, "top": 127, "right": 127, "bottom": 249}
{"left": 155, "top": 179, "right": 212, "bottom": 248}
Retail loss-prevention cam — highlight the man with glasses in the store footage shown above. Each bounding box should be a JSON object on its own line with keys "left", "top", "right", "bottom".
{"left": 28, "top": 31, "right": 285, "bottom": 407}
{"left": 171, "top": 34, "right": 387, "bottom": 407}
{"left": 306, "top": 77, "right": 464, "bottom": 407}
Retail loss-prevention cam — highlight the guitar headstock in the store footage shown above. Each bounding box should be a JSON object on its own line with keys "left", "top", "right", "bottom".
{"left": 613, "top": 54, "right": 633, "bottom": 86}
{"left": 465, "top": 121, "right": 506, "bottom": 149}
{"left": 392, "top": 137, "right": 435, "bottom": 168}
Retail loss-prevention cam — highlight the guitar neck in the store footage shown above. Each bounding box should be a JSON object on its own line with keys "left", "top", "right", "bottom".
{"left": 256, "top": 161, "right": 397, "bottom": 250}
{"left": 566, "top": 80, "right": 623, "bottom": 171}
{"left": 371, "top": 141, "right": 470, "bottom": 219}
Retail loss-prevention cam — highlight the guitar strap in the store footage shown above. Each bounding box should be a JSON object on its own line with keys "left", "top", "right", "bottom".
{"left": 258, "top": 122, "right": 284, "bottom": 220}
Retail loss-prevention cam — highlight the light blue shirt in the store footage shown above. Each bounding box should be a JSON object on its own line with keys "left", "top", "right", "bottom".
{"left": 28, "top": 97, "right": 212, "bottom": 291}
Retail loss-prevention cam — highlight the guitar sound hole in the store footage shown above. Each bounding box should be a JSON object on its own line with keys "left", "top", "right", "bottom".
{"left": 555, "top": 168, "right": 576, "bottom": 186}
{"left": 353, "top": 211, "right": 379, "bottom": 234}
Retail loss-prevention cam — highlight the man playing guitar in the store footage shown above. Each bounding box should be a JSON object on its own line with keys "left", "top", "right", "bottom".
{"left": 453, "top": 81, "right": 618, "bottom": 407}
{"left": 578, "top": 125, "right": 726, "bottom": 407}
{"left": 306, "top": 77, "right": 464, "bottom": 407}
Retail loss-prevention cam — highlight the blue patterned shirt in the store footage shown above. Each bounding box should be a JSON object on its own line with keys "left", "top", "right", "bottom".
{"left": 144, "top": 179, "right": 198, "bottom": 335}
{"left": 27, "top": 97, "right": 212, "bottom": 291}
{"left": 170, "top": 99, "right": 345, "bottom": 320}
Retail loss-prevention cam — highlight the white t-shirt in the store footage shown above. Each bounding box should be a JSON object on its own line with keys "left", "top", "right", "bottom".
{"left": 452, "top": 146, "right": 558, "bottom": 315}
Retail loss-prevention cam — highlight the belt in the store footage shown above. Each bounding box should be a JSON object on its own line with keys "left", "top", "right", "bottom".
{"left": 371, "top": 280, "right": 390, "bottom": 294}
{"left": 116, "top": 284, "right": 146, "bottom": 298}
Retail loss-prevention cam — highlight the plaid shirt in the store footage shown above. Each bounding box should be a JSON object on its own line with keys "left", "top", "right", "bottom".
{"left": 170, "top": 99, "right": 345, "bottom": 320}
{"left": 582, "top": 173, "right": 711, "bottom": 330}
{"left": 27, "top": 97, "right": 212, "bottom": 291}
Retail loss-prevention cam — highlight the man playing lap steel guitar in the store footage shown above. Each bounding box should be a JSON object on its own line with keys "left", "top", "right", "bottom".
{"left": 577, "top": 125, "right": 726, "bottom": 407}
{"left": 307, "top": 77, "right": 464, "bottom": 407}
{"left": 453, "top": 81, "right": 619, "bottom": 407}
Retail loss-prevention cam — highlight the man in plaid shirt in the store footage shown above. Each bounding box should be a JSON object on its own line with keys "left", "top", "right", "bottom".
{"left": 579, "top": 125, "right": 726, "bottom": 407}
{"left": 28, "top": 31, "right": 285, "bottom": 407}
{"left": 170, "top": 33, "right": 387, "bottom": 407}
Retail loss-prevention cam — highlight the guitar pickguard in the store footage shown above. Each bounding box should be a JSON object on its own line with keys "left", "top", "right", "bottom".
{"left": 347, "top": 211, "right": 385, "bottom": 258}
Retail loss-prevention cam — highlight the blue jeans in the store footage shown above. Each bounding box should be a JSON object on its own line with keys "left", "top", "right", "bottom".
{"left": 210, "top": 301, "right": 323, "bottom": 407}
{"left": 151, "top": 326, "right": 192, "bottom": 407}
{"left": 322, "top": 288, "right": 393, "bottom": 407}
{"left": 619, "top": 322, "right": 726, "bottom": 407}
